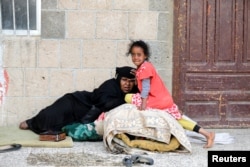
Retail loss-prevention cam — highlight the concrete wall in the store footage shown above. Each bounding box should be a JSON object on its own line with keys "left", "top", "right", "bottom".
{"left": 0, "top": 0, "right": 174, "bottom": 126}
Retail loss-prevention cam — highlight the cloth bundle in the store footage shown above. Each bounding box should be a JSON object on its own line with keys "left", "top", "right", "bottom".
{"left": 62, "top": 122, "right": 102, "bottom": 141}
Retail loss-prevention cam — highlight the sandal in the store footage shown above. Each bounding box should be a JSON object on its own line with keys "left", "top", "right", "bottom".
{"left": 0, "top": 144, "right": 22, "bottom": 153}
{"left": 122, "top": 156, "right": 133, "bottom": 167}
{"left": 131, "top": 154, "right": 154, "bottom": 165}
{"left": 122, "top": 154, "right": 154, "bottom": 166}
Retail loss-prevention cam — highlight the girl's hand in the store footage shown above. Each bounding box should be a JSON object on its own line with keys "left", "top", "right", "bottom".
{"left": 130, "top": 69, "right": 136, "bottom": 76}
{"left": 130, "top": 69, "right": 137, "bottom": 85}
{"left": 138, "top": 98, "right": 147, "bottom": 111}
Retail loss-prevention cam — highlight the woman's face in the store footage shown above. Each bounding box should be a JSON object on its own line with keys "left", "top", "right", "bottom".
{"left": 131, "top": 46, "right": 147, "bottom": 67}
{"left": 120, "top": 77, "right": 136, "bottom": 93}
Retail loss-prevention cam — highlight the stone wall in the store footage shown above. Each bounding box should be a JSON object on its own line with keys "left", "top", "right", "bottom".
{"left": 0, "top": 0, "right": 173, "bottom": 126}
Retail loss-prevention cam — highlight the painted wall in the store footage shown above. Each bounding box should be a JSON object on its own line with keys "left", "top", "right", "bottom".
{"left": 0, "top": 0, "right": 174, "bottom": 126}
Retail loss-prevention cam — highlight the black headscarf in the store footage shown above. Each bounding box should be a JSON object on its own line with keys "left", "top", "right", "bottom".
{"left": 115, "top": 66, "right": 136, "bottom": 83}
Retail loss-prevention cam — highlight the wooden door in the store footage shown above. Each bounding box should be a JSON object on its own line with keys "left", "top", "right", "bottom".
{"left": 173, "top": 0, "right": 250, "bottom": 127}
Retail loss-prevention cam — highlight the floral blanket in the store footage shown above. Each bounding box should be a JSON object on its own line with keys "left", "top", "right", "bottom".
{"left": 103, "top": 104, "right": 192, "bottom": 154}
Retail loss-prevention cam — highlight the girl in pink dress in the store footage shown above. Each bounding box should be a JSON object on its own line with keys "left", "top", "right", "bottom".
{"left": 125, "top": 40, "right": 215, "bottom": 148}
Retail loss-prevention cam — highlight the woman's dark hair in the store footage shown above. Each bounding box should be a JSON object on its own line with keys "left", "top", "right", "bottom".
{"left": 126, "top": 40, "right": 151, "bottom": 60}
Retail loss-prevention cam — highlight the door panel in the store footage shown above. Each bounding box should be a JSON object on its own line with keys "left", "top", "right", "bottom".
{"left": 173, "top": 0, "right": 250, "bottom": 127}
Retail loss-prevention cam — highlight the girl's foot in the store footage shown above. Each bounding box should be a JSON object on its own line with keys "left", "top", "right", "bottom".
{"left": 204, "top": 132, "right": 215, "bottom": 148}
{"left": 19, "top": 121, "right": 28, "bottom": 130}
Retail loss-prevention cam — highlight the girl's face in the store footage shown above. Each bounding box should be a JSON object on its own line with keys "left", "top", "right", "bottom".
{"left": 131, "top": 46, "right": 147, "bottom": 67}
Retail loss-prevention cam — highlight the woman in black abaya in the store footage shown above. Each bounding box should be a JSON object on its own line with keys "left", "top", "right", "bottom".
{"left": 19, "top": 66, "right": 138, "bottom": 134}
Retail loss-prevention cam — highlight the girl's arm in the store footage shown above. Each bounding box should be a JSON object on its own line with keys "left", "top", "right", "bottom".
{"left": 139, "top": 78, "right": 150, "bottom": 110}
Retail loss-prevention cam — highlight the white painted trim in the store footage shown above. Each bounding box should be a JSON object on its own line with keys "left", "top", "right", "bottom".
{"left": 36, "top": 0, "right": 41, "bottom": 35}
{"left": 0, "top": 0, "right": 41, "bottom": 36}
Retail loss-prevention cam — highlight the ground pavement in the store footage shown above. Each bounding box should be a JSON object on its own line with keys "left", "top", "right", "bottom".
{"left": 0, "top": 129, "right": 249, "bottom": 167}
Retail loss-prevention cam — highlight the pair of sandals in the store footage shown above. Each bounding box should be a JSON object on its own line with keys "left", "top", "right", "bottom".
{"left": 0, "top": 144, "right": 22, "bottom": 153}
{"left": 122, "top": 154, "right": 154, "bottom": 167}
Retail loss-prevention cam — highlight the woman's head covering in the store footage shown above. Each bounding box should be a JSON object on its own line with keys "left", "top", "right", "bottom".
{"left": 115, "top": 66, "right": 135, "bottom": 79}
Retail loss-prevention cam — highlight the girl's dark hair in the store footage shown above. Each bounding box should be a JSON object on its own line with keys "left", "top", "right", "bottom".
{"left": 126, "top": 40, "right": 151, "bottom": 60}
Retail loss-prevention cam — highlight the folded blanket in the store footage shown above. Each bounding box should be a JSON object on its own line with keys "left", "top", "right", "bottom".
{"left": 103, "top": 104, "right": 192, "bottom": 153}
{"left": 116, "top": 133, "right": 180, "bottom": 152}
